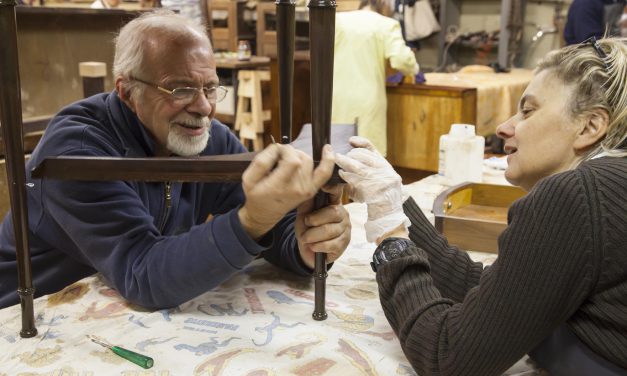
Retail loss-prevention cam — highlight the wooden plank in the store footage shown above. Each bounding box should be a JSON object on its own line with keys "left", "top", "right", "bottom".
{"left": 30, "top": 154, "right": 344, "bottom": 184}
{"left": 31, "top": 154, "right": 255, "bottom": 182}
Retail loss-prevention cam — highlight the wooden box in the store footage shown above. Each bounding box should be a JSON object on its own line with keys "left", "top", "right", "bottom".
{"left": 386, "top": 84, "right": 477, "bottom": 172}
{"left": 433, "top": 182, "right": 526, "bottom": 253}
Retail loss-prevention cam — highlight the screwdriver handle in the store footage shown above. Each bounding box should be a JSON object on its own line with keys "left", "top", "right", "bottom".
{"left": 111, "top": 346, "right": 154, "bottom": 369}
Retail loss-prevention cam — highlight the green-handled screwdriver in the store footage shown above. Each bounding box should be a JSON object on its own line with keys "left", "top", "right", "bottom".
{"left": 87, "top": 335, "right": 154, "bottom": 369}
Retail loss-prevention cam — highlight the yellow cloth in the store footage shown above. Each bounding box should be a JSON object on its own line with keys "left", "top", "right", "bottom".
{"left": 332, "top": 10, "right": 418, "bottom": 156}
{"left": 424, "top": 69, "right": 534, "bottom": 136}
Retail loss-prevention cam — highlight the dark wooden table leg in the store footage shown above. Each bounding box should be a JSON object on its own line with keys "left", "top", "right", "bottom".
{"left": 308, "top": 0, "right": 335, "bottom": 321}
{"left": 0, "top": 0, "right": 37, "bottom": 338}
{"left": 276, "top": 0, "right": 295, "bottom": 144}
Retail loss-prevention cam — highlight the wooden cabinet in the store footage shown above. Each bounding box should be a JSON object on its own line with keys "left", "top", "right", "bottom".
{"left": 386, "top": 84, "right": 476, "bottom": 172}
{"left": 16, "top": 7, "right": 140, "bottom": 119}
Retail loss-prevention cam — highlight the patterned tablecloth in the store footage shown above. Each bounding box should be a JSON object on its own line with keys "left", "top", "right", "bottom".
{"left": 424, "top": 68, "right": 534, "bottom": 136}
{"left": 0, "top": 195, "right": 498, "bottom": 375}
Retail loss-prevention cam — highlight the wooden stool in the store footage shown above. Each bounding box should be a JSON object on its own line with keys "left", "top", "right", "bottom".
{"left": 234, "top": 70, "right": 270, "bottom": 151}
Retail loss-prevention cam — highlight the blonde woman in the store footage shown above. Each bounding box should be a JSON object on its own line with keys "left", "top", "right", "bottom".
{"left": 336, "top": 38, "right": 627, "bottom": 375}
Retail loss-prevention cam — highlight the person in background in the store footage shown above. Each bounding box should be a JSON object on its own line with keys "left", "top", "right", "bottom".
{"left": 564, "top": 0, "right": 626, "bottom": 45}
{"left": 0, "top": 10, "right": 351, "bottom": 310}
{"left": 331, "top": 0, "right": 418, "bottom": 156}
{"left": 336, "top": 38, "right": 627, "bottom": 375}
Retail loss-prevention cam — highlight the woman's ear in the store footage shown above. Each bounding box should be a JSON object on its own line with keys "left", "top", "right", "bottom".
{"left": 574, "top": 108, "right": 609, "bottom": 152}
{"left": 115, "top": 77, "right": 136, "bottom": 112}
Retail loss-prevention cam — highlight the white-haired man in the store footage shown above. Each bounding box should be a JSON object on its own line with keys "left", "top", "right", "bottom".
{"left": 0, "top": 10, "right": 350, "bottom": 309}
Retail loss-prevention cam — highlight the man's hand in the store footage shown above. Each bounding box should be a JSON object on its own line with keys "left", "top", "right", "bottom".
{"left": 335, "top": 136, "right": 409, "bottom": 243}
{"left": 295, "top": 184, "right": 351, "bottom": 269}
{"left": 239, "top": 143, "right": 335, "bottom": 240}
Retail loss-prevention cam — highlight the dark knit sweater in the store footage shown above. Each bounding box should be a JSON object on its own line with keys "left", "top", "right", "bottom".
{"left": 376, "top": 157, "right": 627, "bottom": 375}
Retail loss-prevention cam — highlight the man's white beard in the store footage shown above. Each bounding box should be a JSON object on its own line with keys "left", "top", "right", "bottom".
{"left": 167, "top": 118, "right": 211, "bottom": 156}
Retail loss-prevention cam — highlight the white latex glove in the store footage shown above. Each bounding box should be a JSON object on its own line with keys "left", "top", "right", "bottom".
{"left": 335, "top": 136, "right": 410, "bottom": 243}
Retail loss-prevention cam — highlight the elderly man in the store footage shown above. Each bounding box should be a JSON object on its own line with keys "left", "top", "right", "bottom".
{"left": 0, "top": 10, "right": 350, "bottom": 309}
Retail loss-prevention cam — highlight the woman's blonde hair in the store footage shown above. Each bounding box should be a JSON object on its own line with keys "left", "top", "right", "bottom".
{"left": 536, "top": 37, "right": 627, "bottom": 159}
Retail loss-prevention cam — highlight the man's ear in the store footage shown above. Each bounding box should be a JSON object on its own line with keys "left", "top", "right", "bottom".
{"left": 574, "top": 108, "right": 609, "bottom": 152}
{"left": 115, "top": 77, "right": 136, "bottom": 112}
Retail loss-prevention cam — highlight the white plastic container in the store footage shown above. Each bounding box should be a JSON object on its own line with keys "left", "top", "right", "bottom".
{"left": 438, "top": 133, "right": 448, "bottom": 176}
{"left": 441, "top": 124, "right": 485, "bottom": 185}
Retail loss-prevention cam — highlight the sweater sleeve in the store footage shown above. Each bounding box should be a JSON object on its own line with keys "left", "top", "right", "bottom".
{"left": 377, "top": 170, "right": 600, "bottom": 375}
{"left": 383, "top": 19, "right": 418, "bottom": 76}
{"left": 403, "top": 196, "right": 484, "bottom": 302}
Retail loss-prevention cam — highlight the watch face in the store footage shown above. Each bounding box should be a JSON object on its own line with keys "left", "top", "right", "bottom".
{"left": 372, "top": 238, "right": 413, "bottom": 272}
{"left": 382, "top": 238, "right": 413, "bottom": 255}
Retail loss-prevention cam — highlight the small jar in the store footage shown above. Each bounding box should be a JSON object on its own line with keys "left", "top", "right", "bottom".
{"left": 237, "top": 40, "right": 251, "bottom": 61}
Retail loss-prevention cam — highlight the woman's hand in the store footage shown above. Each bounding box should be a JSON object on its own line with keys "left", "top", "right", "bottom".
{"left": 335, "top": 137, "right": 409, "bottom": 243}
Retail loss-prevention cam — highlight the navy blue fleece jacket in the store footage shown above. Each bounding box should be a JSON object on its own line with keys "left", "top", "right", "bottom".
{"left": 0, "top": 91, "right": 310, "bottom": 309}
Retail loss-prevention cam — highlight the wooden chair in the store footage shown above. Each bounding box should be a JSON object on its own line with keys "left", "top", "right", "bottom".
{"left": 0, "top": 0, "right": 337, "bottom": 336}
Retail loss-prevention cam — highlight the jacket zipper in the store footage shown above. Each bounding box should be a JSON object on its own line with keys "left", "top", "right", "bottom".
{"left": 158, "top": 181, "right": 172, "bottom": 232}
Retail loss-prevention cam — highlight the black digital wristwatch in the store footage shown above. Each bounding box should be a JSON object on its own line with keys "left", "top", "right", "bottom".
{"left": 370, "top": 237, "right": 414, "bottom": 272}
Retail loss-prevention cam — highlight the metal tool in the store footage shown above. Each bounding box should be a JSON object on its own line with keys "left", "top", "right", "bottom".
{"left": 87, "top": 335, "right": 154, "bottom": 369}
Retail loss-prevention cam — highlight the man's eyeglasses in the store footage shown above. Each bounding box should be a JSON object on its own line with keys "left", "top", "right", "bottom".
{"left": 131, "top": 77, "right": 228, "bottom": 105}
